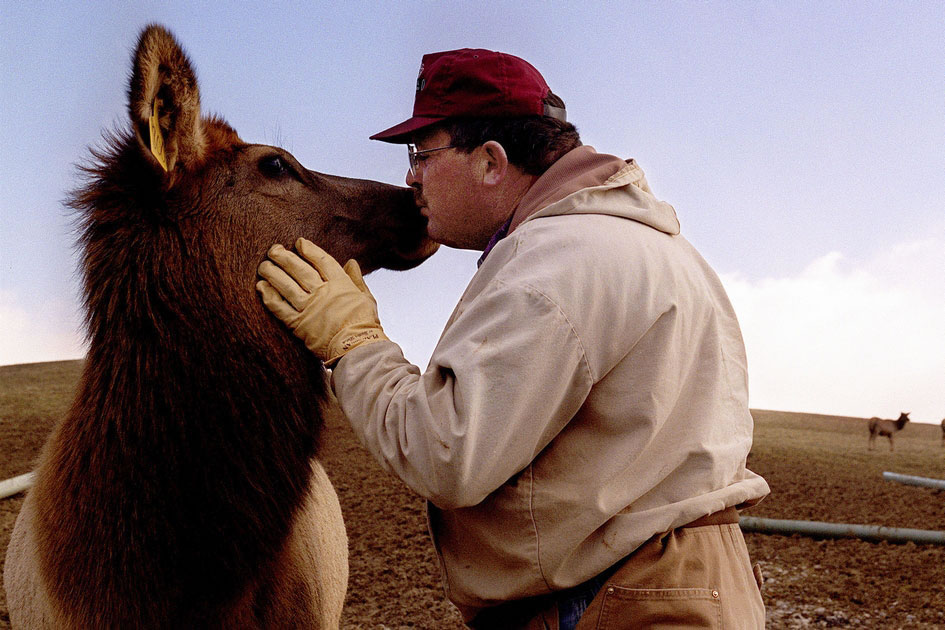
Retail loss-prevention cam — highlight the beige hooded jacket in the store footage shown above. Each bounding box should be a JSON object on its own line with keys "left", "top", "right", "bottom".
{"left": 332, "top": 146, "right": 769, "bottom": 616}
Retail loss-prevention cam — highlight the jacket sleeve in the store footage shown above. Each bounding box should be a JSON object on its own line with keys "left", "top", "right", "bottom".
{"left": 331, "top": 278, "right": 593, "bottom": 509}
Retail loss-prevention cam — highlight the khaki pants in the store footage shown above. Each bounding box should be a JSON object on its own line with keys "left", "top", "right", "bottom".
{"left": 574, "top": 523, "right": 765, "bottom": 629}
{"left": 472, "top": 517, "right": 764, "bottom": 630}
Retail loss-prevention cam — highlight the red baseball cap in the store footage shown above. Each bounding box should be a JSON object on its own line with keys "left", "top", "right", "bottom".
{"left": 370, "top": 48, "right": 566, "bottom": 144}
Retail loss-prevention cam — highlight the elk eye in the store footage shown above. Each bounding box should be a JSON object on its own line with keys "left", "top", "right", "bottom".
{"left": 259, "top": 155, "right": 291, "bottom": 178}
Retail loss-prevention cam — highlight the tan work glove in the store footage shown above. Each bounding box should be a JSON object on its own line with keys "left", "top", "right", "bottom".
{"left": 256, "top": 238, "right": 388, "bottom": 366}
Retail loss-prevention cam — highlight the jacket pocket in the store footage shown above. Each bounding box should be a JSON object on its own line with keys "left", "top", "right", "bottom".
{"left": 591, "top": 586, "right": 721, "bottom": 630}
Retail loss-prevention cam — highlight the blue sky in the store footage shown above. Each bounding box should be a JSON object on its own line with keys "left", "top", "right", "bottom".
{"left": 1, "top": 2, "right": 943, "bottom": 423}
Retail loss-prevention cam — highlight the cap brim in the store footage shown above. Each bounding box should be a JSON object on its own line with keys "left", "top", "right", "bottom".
{"left": 369, "top": 116, "right": 446, "bottom": 144}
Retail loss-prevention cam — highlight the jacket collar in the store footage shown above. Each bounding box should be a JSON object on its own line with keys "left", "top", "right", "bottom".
{"left": 478, "top": 145, "right": 680, "bottom": 266}
{"left": 508, "top": 145, "right": 627, "bottom": 234}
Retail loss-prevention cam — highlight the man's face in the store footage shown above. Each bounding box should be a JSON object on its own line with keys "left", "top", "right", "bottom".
{"left": 405, "top": 129, "right": 497, "bottom": 250}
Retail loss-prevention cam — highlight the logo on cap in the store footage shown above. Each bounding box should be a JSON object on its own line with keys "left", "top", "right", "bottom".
{"left": 416, "top": 62, "right": 426, "bottom": 92}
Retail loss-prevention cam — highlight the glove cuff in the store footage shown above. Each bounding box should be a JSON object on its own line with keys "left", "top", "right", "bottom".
{"left": 325, "top": 324, "right": 389, "bottom": 366}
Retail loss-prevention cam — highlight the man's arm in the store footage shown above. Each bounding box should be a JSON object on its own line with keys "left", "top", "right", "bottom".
{"left": 330, "top": 278, "right": 593, "bottom": 509}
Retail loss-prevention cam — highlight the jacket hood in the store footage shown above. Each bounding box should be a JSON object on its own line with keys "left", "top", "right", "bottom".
{"left": 510, "top": 145, "right": 681, "bottom": 237}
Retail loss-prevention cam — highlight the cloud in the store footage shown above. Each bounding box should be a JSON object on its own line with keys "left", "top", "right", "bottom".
{"left": 720, "top": 237, "right": 945, "bottom": 423}
{"left": 0, "top": 291, "right": 87, "bottom": 367}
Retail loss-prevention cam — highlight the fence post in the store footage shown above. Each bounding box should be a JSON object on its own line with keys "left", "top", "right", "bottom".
{"left": 882, "top": 471, "right": 945, "bottom": 490}
{"left": 0, "top": 471, "right": 36, "bottom": 500}
{"left": 739, "top": 516, "right": 945, "bottom": 545}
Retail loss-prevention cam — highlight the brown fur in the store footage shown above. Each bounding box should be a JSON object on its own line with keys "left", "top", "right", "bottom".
{"left": 940, "top": 418, "right": 944, "bottom": 447}
{"left": 3, "top": 24, "right": 436, "bottom": 629}
{"left": 867, "top": 412, "right": 910, "bottom": 451}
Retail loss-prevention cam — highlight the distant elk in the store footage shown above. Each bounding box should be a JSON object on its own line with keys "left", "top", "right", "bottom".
{"left": 3, "top": 24, "right": 437, "bottom": 629}
{"left": 867, "top": 412, "right": 910, "bottom": 451}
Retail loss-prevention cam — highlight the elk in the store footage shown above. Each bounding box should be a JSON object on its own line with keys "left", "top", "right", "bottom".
{"left": 3, "top": 24, "right": 436, "bottom": 629}
{"left": 867, "top": 412, "right": 911, "bottom": 451}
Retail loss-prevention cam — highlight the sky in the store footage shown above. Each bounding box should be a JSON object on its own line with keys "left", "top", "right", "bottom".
{"left": 1, "top": 2, "right": 943, "bottom": 424}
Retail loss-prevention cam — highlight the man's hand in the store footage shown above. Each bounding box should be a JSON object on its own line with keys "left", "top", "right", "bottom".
{"left": 256, "top": 238, "right": 388, "bottom": 366}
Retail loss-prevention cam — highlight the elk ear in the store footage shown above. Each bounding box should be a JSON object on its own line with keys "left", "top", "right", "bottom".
{"left": 128, "top": 24, "right": 205, "bottom": 179}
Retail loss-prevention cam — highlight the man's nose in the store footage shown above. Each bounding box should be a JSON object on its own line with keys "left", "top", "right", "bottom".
{"left": 405, "top": 168, "right": 419, "bottom": 188}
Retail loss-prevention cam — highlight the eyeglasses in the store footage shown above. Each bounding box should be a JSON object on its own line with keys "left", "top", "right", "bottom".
{"left": 407, "top": 143, "right": 456, "bottom": 176}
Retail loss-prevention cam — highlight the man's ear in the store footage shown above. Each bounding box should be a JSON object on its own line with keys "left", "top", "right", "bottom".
{"left": 480, "top": 140, "right": 509, "bottom": 186}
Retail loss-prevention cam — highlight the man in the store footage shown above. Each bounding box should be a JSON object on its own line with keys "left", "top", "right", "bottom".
{"left": 256, "top": 48, "right": 769, "bottom": 629}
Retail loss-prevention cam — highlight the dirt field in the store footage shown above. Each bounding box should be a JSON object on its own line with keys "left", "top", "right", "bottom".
{"left": 2, "top": 360, "right": 943, "bottom": 628}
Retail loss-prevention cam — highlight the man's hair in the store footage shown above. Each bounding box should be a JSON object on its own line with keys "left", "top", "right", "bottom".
{"left": 442, "top": 92, "right": 581, "bottom": 176}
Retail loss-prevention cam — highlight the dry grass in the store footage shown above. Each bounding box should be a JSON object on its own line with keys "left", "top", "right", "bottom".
{"left": 0, "top": 360, "right": 83, "bottom": 421}
{"left": 745, "top": 409, "right": 945, "bottom": 628}
{"left": 748, "top": 409, "right": 945, "bottom": 526}
{"left": 1, "top": 362, "right": 943, "bottom": 628}
{"left": 0, "top": 360, "right": 83, "bottom": 480}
